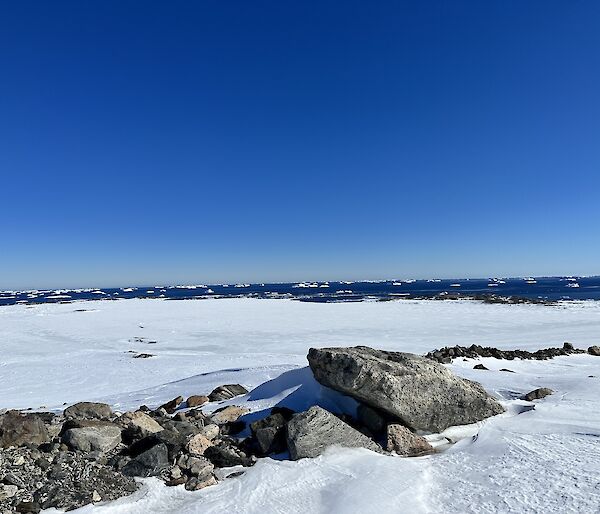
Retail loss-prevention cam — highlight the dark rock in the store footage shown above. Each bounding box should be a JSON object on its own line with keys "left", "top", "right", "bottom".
{"left": 270, "top": 406, "right": 295, "bottom": 420}
{"left": 159, "top": 396, "right": 184, "bottom": 414}
{"left": 308, "top": 346, "right": 504, "bottom": 433}
{"left": 386, "top": 424, "right": 434, "bottom": 456}
{"left": 356, "top": 404, "right": 388, "bottom": 434}
{"left": 250, "top": 413, "right": 287, "bottom": 454}
{"left": 204, "top": 441, "right": 254, "bottom": 467}
{"left": 563, "top": 342, "right": 574, "bottom": 351}
{"left": 208, "top": 384, "right": 248, "bottom": 402}
{"left": 473, "top": 364, "right": 489, "bottom": 370}
{"left": 588, "top": 346, "right": 600, "bottom": 356}
{"left": 499, "top": 368, "right": 515, "bottom": 373}
{"left": 122, "top": 443, "right": 169, "bottom": 477}
{"left": 523, "top": 388, "right": 554, "bottom": 401}
{"left": 0, "top": 411, "right": 50, "bottom": 448}
{"left": 64, "top": 402, "right": 112, "bottom": 420}
{"left": 286, "top": 406, "right": 382, "bottom": 460}
{"left": 16, "top": 501, "right": 41, "bottom": 513}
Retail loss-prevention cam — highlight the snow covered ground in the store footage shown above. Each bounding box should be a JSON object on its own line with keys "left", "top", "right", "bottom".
{"left": 2, "top": 298, "right": 600, "bottom": 513}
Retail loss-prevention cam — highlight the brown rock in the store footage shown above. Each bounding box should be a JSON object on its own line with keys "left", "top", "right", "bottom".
{"left": 386, "top": 424, "right": 434, "bottom": 456}
{"left": 187, "top": 395, "right": 209, "bottom": 408}
{"left": 210, "top": 405, "right": 249, "bottom": 425}
{"left": 160, "top": 396, "right": 184, "bottom": 414}
{"left": 186, "top": 433, "right": 213, "bottom": 457}
{"left": 523, "top": 388, "right": 553, "bottom": 401}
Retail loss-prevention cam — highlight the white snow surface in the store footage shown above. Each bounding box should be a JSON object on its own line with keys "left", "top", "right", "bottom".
{"left": 1, "top": 298, "right": 600, "bottom": 513}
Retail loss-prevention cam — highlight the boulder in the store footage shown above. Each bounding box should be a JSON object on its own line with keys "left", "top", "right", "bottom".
{"left": 204, "top": 441, "right": 253, "bottom": 467}
{"left": 187, "top": 395, "right": 209, "bottom": 408}
{"left": 0, "top": 411, "right": 50, "bottom": 448}
{"left": 588, "top": 346, "right": 600, "bottom": 356}
{"left": 211, "top": 405, "right": 249, "bottom": 425}
{"left": 200, "top": 424, "right": 220, "bottom": 440}
{"left": 122, "top": 443, "right": 169, "bottom": 477}
{"left": 159, "top": 396, "right": 184, "bottom": 414}
{"left": 386, "top": 424, "right": 434, "bottom": 456}
{"left": 61, "top": 424, "right": 122, "bottom": 453}
{"left": 117, "top": 411, "right": 163, "bottom": 437}
{"left": 522, "top": 388, "right": 553, "bottom": 401}
{"left": 250, "top": 413, "right": 287, "bottom": 454}
{"left": 286, "top": 406, "right": 382, "bottom": 460}
{"left": 308, "top": 346, "right": 504, "bottom": 432}
{"left": 178, "top": 455, "right": 214, "bottom": 480}
{"left": 208, "top": 384, "right": 248, "bottom": 402}
{"left": 473, "top": 364, "right": 489, "bottom": 370}
{"left": 64, "top": 402, "right": 112, "bottom": 420}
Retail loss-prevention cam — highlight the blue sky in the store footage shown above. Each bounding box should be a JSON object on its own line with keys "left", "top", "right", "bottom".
{"left": 1, "top": 1, "right": 599, "bottom": 289}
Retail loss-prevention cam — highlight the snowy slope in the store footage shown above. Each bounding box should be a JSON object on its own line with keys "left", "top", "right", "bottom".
{"left": 2, "top": 298, "right": 600, "bottom": 513}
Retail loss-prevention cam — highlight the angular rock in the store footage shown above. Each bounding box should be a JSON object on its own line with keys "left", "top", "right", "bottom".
{"left": 186, "top": 433, "right": 213, "bottom": 457}
{"left": 0, "top": 411, "right": 50, "bottom": 448}
{"left": 178, "top": 455, "right": 214, "bottom": 480}
{"left": 159, "top": 396, "right": 184, "bottom": 414}
{"left": 211, "top": 405, "right": 249, "bottom": 425}
{"left": 187, "top": 395, "right": 209, "bottom": 408}
{"left": 588, "top": 346, "right": 600, "bottom": 356}
{"left": 64, "top": 402, "right": 112, "bottom": 420}
{"left": 250, "top": 413, "right": 287, "bottom": 454}
{"left": 208, "top": 384, "right": 248, "bottom": 402}
{"left": 386, "top": 424, "right": 434, "bottom": 456}
{"left": 523, "top": 387, "right": 553, "bottom": 401}
{"left": 61, "top": 424, "right": 122, "bottom": 453}
{"left": 117, "top": 411, "right": 163, "bottom": 437}
{"left": 200, "top": 424, "right": 220, "bottom": 440}
{"left": 286, "top": 406, "right": 382, "bottom": 460}
{"left": 473, "top": 363, "right": 489, "bottom": 370}
{"left": 122, "top": 443, "right": 169, "bottom": 477}
{"left": 308, "top": 346, "right": 504, "bottom": 432}
{"left": 185, "top": 475, "right": 217, "bottom": 491}
{"left": 204, "top": 441, "right": 253, "bottom": 467}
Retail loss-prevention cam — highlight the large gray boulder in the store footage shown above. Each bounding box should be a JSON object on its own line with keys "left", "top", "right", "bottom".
{"left": 286, "top": 406, "right": 382, "bottom": 460}
{"left": 308, "top": 346, "right": 504, "bottom": 433}
{"left": 62, "top": 423, "right": 122, "bottom": 453}
{"left": 64, "top": 402, "right": 112, "bottom": 420}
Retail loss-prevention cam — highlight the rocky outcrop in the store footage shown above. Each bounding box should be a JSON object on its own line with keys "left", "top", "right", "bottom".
{"left": 286, "top": 406, "right": 382, "bottom": 460}
{"left": 426, "top": 342, "right": 586, "bottom": 364}
{"left": 308, "top": 346, "right": 504, "bottom": 432}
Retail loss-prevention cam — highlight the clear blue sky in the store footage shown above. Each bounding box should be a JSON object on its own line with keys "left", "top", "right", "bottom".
{"left": 1, "top": 1, "right": 599, "bottom": 289}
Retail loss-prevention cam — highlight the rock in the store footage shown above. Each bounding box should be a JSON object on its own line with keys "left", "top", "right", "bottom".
{"left": 211, "top": 405, "right": 249, "bottom": 425}
{"left": 308, "top": 346, "right": 504, "bottom": 432}
{"left": 250, "top": 413, "right": 287, "bottom": 454}
{"left": 499, "top": 368, "right": 515, "bottom": 373}
{"left": 187, "top": 395, "right": 209, "bottom": 408}
{"left": 64, "top": 402, "right": 112, "bottom": 420}
{"left": 179, "top": 455, "right": 214, "bottom": 480}
{"left": 185, "top": 475, "right": 217, "bottom": 491}
{"left": 200, "top": 424, "right": 220, "bottom": 440}
{"left": 186, "top": 434, "right": 213, "bottom": 457}
{"left": 204, "top": 441, "right": 254, "bottom": 467}
{"left": 16, "top": 502, "right": 41, "bottom": 513}
{"left": 117, "top": 411, "right": 164, "bottom": 438}
{"left": 286, "top": 406, "right": 382, "bottom": 460}
{"left": 473, "top": 363, "right": 489, "bottom": 370}
{"left": 0, "top": 485, "right": 18, "bottom": 500}
{"left": 208, "top": 384, "right": 248, "bottom": 402}
{"left": 159, "top": 396, "right": 184, "bottom": 414}
{"left": 386, "top": 424, "right": 434, "bottom": 456}
{"left": 61, "top": 424, "right": 122, "bottom": 453}
{"left": 0, "top": 411, "right": 50, "bottom": 448}
{"left": 523, "top": 388, "right": 553, "bottom": 401}
{"left": 563, "top": 342, "right": 574, "bottom": 351}
{"left": 122, "top": 443, "right": 169, "bottom": 477}
{"left": 588, "top": 346, "right": 600, "bottom": 356}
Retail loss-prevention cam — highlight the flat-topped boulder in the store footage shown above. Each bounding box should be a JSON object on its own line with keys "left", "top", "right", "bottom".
{"left": 308, "top": 346, "right": 504, "bottom": 433}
